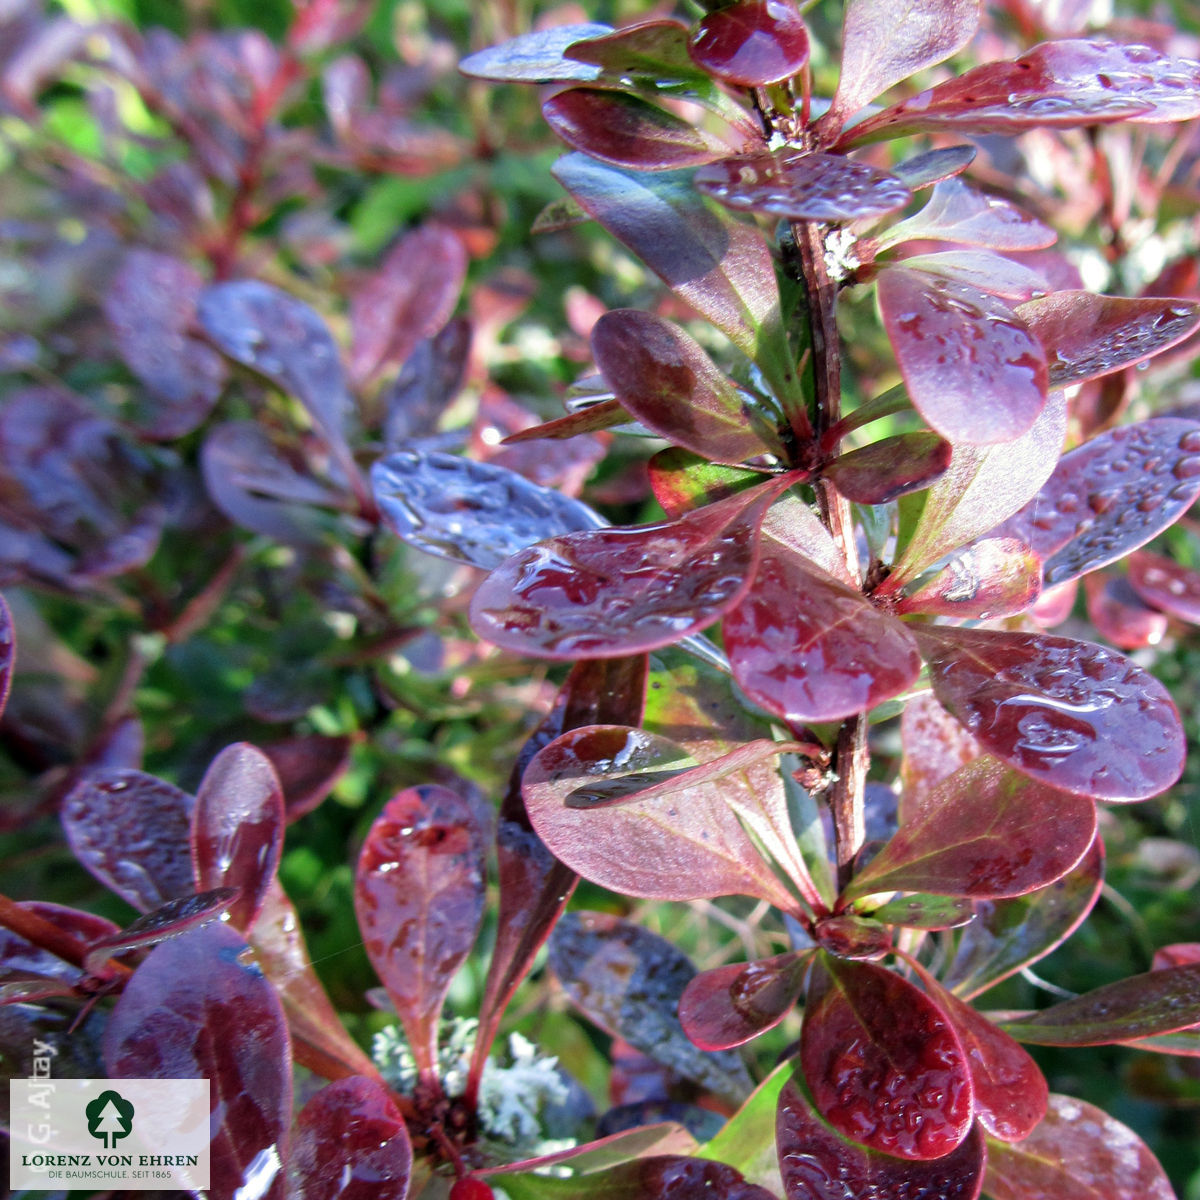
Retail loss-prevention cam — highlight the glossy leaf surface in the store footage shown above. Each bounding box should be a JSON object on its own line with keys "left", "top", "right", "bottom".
{"left": 696, "top": 150, "right": 910, "bottom": 223}
{"left": 83, "top": 889, "right": 237, "bottom": 975}
{"left": 776, "top": 1079, "right": 986, "bottom": 1200}
{"left": 470, "top": 481, "right": 784, "bottom": 660}
{"left": 192, "top": 743, "right": 286, "bottom": 930}
{"left": 896, "top": 538, "right": 1042, "bottom": 620}
{"left": 916, "top": 625, "right": 1184, "bottom": 800}
{"left": 865, "top": 893, "right": 976, "bottom": 930}
{"left": 896, "top": 250, "right": 1051, "bottom": 302}
{"left": 291, "top": 1076, "right": 412, "bottom": 1200}
{"left": 846, "top": 757, "right": 1096, "bottom": 900}
{"left": 985, "top": 1094, "right": 1174, "bottom": 1200}
{"left": 688, "top": 0, "right": 810, "bottom": 87}
{"left": 355, "top": 785, "right": 486, "bottom": 1075}
{"left": 0, "top": 901, "right": 117, "bottom": 984}
{"left": 104, "top": 922, "right": 291, "bottom": 1200}
{"left": 0, "top": 595, "right": 11, "bottom": 721}
{"left": 564, "top": 20, "right": 705, "bottom": 84}
{"left": 61, "top": 769, "right": 194, "bottom": 913}
{"left": 878, "top": 267, "right": 1048, "bottom": 445}
{"left": 891, "top": 144, "right": 976, "bottom": 190}
{"left": 459, "top": 24, "right": 610, "bottom": 82}
{"left": 679, "top": 951, "right": 809, "bottom": 1050}
{"left": 725, "top": 543, "right": 922, "bottom": 723}
{"left": 648, "top": 449, "right": 768, "bottom": 518}
{"left": 495, "top": 1155, "right": 774, "bottom": 1199}
{"left": 591, "top": 310, "right": 782, "bottom": 463}
{"left": 1128, "top": 548, "right": 1200, "bottom": 623}
{"left": 800, "top": 955, "right": 973, "bottom": 1160}
{"left": 823, "top": 432, "right": 950, "bottom": 505}
{"left": 548, "top": 912, "right": 753, "bottom": 1104}
{"left": 372, "top": 449, "right": 601, "bottom": 571}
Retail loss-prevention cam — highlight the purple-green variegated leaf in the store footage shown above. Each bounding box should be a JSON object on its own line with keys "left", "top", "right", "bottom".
{"left": 914, "top": 625, "right": 1184, "bottom": 800}
{"left": 83, "top": 889, "right": 237, "bottom": 975}
{"left": 1128, "top": 548, "right": 1200, "bottom": 623}
{"left": 822, "top": 432, "right": 950, "bottom": 505}
{"left": 878, "top": 266, "right": 1048, "bottom": 445}
{"left": 564, "top": 20, "right": 707, "bottom": 85}
{"left": 648, "top": 449, "right": 769, "bottom": 518}
{"left": 459, "top": 24, "right": 611, "bottom": 82}
{"left": 864, "top": 893, "right": 976, "bottom": 930}
{"left": 688, "top": 0, "right": 810, "bottom": 87}
{"left": 891, "top": 144, "right": 976, "bottom": 190}
{"left": 985, "top": 1094, "right": 1174, "bottom": 1200}
{"left": 896, "top": 537, "right": 1042, "bottom": 620}
{"left": 679, "top": 952, "right": 810, "bottom": 1051}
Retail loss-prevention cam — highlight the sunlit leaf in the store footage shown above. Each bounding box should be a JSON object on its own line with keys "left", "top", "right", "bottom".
{"left": 1128, "top": 548, "right": 1200, "bottom": 623}
{"left": 459, "top": 24, "right": 611, "bottom": 82}
{"left": 895, "top": 250, "right": 1051, "bottom": 302}
{"left": 680, "top": 952, "right": 810, "bottom": 1050}
{"left": 648, "top": 449, "right": 769, "bottom": 518}
{"left": 1084, "top": 574, "right": 1168, "bottom": 649}
{"left": 822, "top": 432, "right": 950, "bottom": 505}
{"left": 688, "top": 0, "right": 810, "bottom": 87}
{"left": 83, "top": 889, "right": 237, "bottom": 975}
{"left": 891, "top": 144, "right": 976, "bottom": 190}
{"left": 564, "top": 20, "right": 707, "bottom": 85}
{"left": 896, "top": 537, "right": 1042, "bottom": 620}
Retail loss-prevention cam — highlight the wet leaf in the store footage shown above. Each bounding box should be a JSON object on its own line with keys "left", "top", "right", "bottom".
{"left": 648, "top": 449, "right": 769, "bottom": 518}
{"left": 891, "top": 144, "right": 977, "bottom": 190}
{"left": 864, "top": 893, "right": 976, "bottom": 930}
{"left": 896, "top": 538, "right": 1042, "bottom": 620}
{"left": 725, "top": 542, "right": 922, "bottom": 723}
{"left": 1084, "top": 574, "right": 1168, "bottom": 649}
{"left": 846, "top": 757, "right": 1096, "bottom": 901}
{"left": 776, "top": 1079, "right": 986, "bottom": 1200}
{"left": 493, "top": 1155, "right": 775, "bottom": 1199}
{"left": 679, "top": 951, "right": 810, "bottom": 1050}
{"left": 688, "top": 0, "right": 810, "bottom": 87}
{"left": 104, "top": 922, "right": 291, "bottom": 1200}
{"left": 800, "top": 954, "right": 973, "bottom": 1159}
{"left": 695, "top": 150, "right": 910, "bottom": 223}
{"left": 61, "top": 769, "right": 194, "bottom": 913}
{"left": 382, "top": 318, "right": 471, "bottom": 448}
{"left": 914, "top": 626, "right": 1184, "bottom": 800}
{"left": 985, "top": 1094, "right": 1174, "bottom": 1200}
{"left": 1128, "top": 548, "right": 1200, "bottom": 623}
{"left": 878, "top": 266, "right": 1048, "bottom": 445}
{"left": 548, "top": 912, "right": 753, "bottom": 1105}
{"left": 994, "top": 419, "right": 1200, "bottom": 587}
{"left": 564, "top": 20, "right": 706, "bottom": 85}
{"left": 826, "top": 0, "right": 980, "bottom": 131}
{"left": 470, "top": 480, "right": 787, "bottom": 660}
{"left": 192, "top": 743, "right": 286, "bottom": 930}
{"left": 372, "top": 448, "right": 602, "bottom": 571}
{"left": 823, "top": 432, "right": 951, "bottom": 505}
{"left": 261, "top": 735, "right": 355, "bottom": 823}
{"left": 591, "top": 310, "right": 783, "bottom": 463}
{"left": 291, "top": 1076, "right": 412, "bottom": 1200}
{"left": 543, "top": 89, "right": 728, "bottom": 170}
{"left": 900, "top": 692, "right": 984, "bottom": 811}
{"left": 355, "top": 785, "right": 485, "bottom": 1076}
{"left": 1017, "top": 293, "right": 1200, "bottom": 388}
{"left": 82, "top": 889, "right": 237, "bottom": 974}
{"left": 895, "top": 250, "right": 1051, "bottom": 302}
{"left": 944, "top": 838, "right": 1104, "bottom": 999}
{"left": 459, "top": 24, "right": 611, "bottom": 83}
{"left": 0, "top": 595, "right": 11, "bottom": 721}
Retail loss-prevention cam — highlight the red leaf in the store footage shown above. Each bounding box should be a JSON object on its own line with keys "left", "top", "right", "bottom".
{"left": 192, "top": 743, "right": 286, "bottom": 931}
{"left": 776, "top": 1078, "right": 986, "bottom": 1200}
{"left": 648, "top": 449, "right": 769, "bottom": 518}
{"left": 894, "top": 250, "right": 1051, "bottom": 302}
{"left": 914, "top": 625, "right": 1184, "bottom": 800}
{"left": 823, "top": 432, "right": 951, "bottom": 505}
{"left": 563, "top": 20, "right": 702, "bottom": 83}
{"left": 695, "top": 150, "right": 910, "bottom": 223}
{"left": 469, "top": 480, "right": 787, "bottom": 660}
{"left": 800, "top": 955, "right": 974, "bottom": 1160}
{"left": 895, "top": 538, "right": 1042, "bottom": 620}
{"left": 725, "top": 543, "right": 922, "bottom": 723}
{"left": 459, "top": 24, "right": 611, "bottom": 83}
{"left": 679, "top": 952, "right": 810, "bottom": 1050}
{"left": 355, "top": 785, "right": 486, "bottom": 1077}
{"left": 291, "top": 1076, "right": 412, "bottom": 1200}
{"left": 1128, "top": 548, "right": 1200, "bottom": 623}
{"left": 985, "top": 1094, "right": 1174, "bottom": 1200}
{"left": 103, "top": 923, "right": 291, "bottom": 1200}
{"left": 1084, "top": 573, "right": 1168, "bottom": 649}
{"left": 261, "top": 735, "right": 354, "bottom": 823}
{"left": 878, "top": 266, "right": 1048, "bottom": 445}
{"left": 688, "top": 0, "right": 810, "bottom": 87}
{"left": 0, "top": 902, "right": 118, "bottom": 986}
{"left": 0, "top": 595, "right": 11, "bottom": 722}
{"left": 846, "top": 757, "right": 1096, "bottom": 901}
{"left": 900, "top": 692, "right": 983, "bottom": 811}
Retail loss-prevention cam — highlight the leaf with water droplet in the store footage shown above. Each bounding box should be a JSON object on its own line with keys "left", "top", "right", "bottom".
{"left": 680, "top": 952, "right": 810, "bottom": 1051}
{"left": 823, "top": 432, "right": 950, "bottom": 505}
{"left": 896, "top": 537, "right": 1042, "bottom": 620}
{"left": 914, "top": 625, "right": 1185, "bottom": 800}
{"left": 83, "top": 889, "right": 237, "bottom": 975}
{"left": 800, "top": 953, "right": 974, "bottom": 1160}
{"left": 878, "top": 266, "right": 1048, "bottom": 445}
{"left": 459, "top": 24, "right": 612, "bottom": 82}
{"left": 688, "top": 0, "right": 810, "bottom": 87}
{"left": 896, "top": 250, "right": 1051, "bottom": 302}
{"left": 1128, "top": 548, "right": 1200, "bottom": 624}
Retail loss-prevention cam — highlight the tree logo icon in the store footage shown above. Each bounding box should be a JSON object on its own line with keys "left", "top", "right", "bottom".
{"left": 85, "top": 1090, "right": 135, "bottom": 1149}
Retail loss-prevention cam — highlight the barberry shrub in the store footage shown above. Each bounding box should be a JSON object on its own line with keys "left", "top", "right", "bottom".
{"left": 5, "top": 1, "right": 1200, "bottom": 1198}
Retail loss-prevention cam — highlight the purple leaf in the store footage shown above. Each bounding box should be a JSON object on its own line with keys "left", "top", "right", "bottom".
{"left": 502, "top": 398, "right": 629, "bottom": 445}
{"left": 191, "top": 743, "right": 286, "bottom": 930}
{"left": 800, "top": 955, "right": 973, "bottom": 1160}
{"left": 894, "top": 251, "right": 1051, "bottom": 302}
{"left": 648, "top": 449, "right": 770, "bottom": 518}
{"left": 878, "top": 266, "right": 1048, "bottom": 445}
{"left": 102, "top": 249, "right": 228, "bottom": 439}
{"left": 459, "top": 24, "right": 612, "bottom": 83}
{"left": 761, "top": 495, "right": 856, "bottom": 584}
{"left": 897, "top": 537, "right": 1042, "bottom": 620}
{"left": 687, "top": 0, "right": 810, "bottom": 87}
{"left": 993, "top": 418, "right": 1200, "bottom": 586}
{"left": 900, "top": 692, "right": 983, "bottom": 807}
{"left": 348, "top": 226, "right": 467, "bottom": 386}
{"left": 1016, "top": 292, "right": 1200, "bottom": 387}
{"left": 470, "top": 480, "right": 787, "bottom": 660}
{"left": 0, "top": 902, "right": 118, "bottom": 985}
{"left": 679, "top": 951, "right": 810, "bottom": 1050}
{"left": 355, "top": 785, "right": 486, "bottom": 1078}
{"left": 1084, "top": 574, "right": 1169, "bottom": 649}
{"left": 825, "top": 0, "right": 980, "bottom": 131}
{"left": 548, "top": 912, "right": 753, "bottom": 1104}
{"left": 776, "top": 1078, "right": 986, "bottom": 1200}
{"left": 291, "top": 1076, "right": 412, "bottom": 1200}
{"left": 725, "top": 543, "right": 922, "bottom": 723}
{"left": 985, "top": 1094, "right": 1174, "bottom": 1200}
{"left": 891, "top": 144, "right": 977, "bottom": 190}
{"left": 944, "top": 838, "right": 1104, "bottom": 999}
{"left": 845, "top": 39, "right": 1200, "bottom": 145}
{"left": 382, "top": 318, "right": 471, "bottom": 448}
{"left": 823, "top": 432, "right": 951, "bottom": 504}
{"left": 845, "top": 757, "right": 1096, "bottom": 901}
{"left": 591, "top": 310, "right": 783, "bottom": 463}
{"left": 261, "top": 735, "right": 354, "bottom": 823}
{"left": 695, "top": 150, "right": 911, "bottom": 223}
{"left": 104, "top": 922, "right": 291, "bottom": 1200}
{"left": 1128, "top": 549, "right": 1200, "bottom": 623}
{"left": 0, "top": 594, "right": 12, "bottom": 721}
{"left": 543, "top": 89, "right": 729, "bottom": 171}
{"left": 372, "top": 448, "right": 602, "bottom": 571}
{"left": 61, "top": 769, "right": 194, "bottom": 913}
{"left": 915, "top": 625, "right": 1184, "bottom": 800}
{"left": 563, "top": 20, "right": 706, "bottom": 85}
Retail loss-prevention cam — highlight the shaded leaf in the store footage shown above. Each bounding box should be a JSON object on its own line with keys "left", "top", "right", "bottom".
{"left": 823, "top": 432, "right": 950, "bottom": 505}
{"left": 104, "top": 922, "right": 291, "bottom": 1200}
{"left": 355, "top": 785, "right": 485, "bottom": 1076}
{"left": 291, "top": 1076, "right": 412, "bottom": 1200}
{"left": 900, "top": 692, "right": 983, "bottom": 811}
{"left": 688, "top": 0, "right": 810, "bottom": 88}
{"left": 915, "top": 625, "right": 1184, "bottom": 800}
{"left": 648, "top": 449, "right": 770, "bottom": 518}
{"left": 502, "top": 398, "right": 628, "bottom": 444}
{"left": 61, "top": 769, "right": 194, "bottom": 913}
{"left": 493, "top": 1155, "right": 775, "bottom": 1199}
{"left": 0, "top": 595, "right": 11, "bottom": 721}
{"left": 864, "top": 893, "right": 976, "bottom": 930}
{"left": 761, "top": 494, "right": 855, "bottom": 584}
{"left": 800, "top": 954, "right": 973, "bottom": 1160}
{"left": 382, "top": 318, "right": 471, "bottom": 448}
{"left": 891, "top": 144, "right": 977, "bottom": 190}
{"left": 1128, "top": 548, "right": 1200, "bottom": 623}
{"left": 459, "top": 24, "right": 611, "bottom": 83}
{"left": 548, "top": 912, "right": 753, "bottom": 1105}
{"left": 898, "top": 537, "right": 1041, "bottom": 620}
{"left": 372, "top": 448, "right": 602, "bottom": 571}
{"left": 83, "top": 889, "right": 237, "bottom": 975}
{"left": 262, "top": 735, "right": 355, "bottom": 823}
{"left": 0, "top": 902, "right": 117, "bottom": 985}
{"left": 680, "top": 952, "right": 810, "bottom": 1050}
